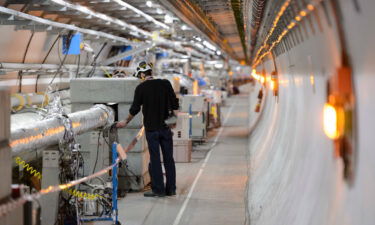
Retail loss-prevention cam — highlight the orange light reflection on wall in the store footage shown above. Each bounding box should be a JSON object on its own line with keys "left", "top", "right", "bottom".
{"left": 310, "top": 75, "right": 315, "bottom": 86}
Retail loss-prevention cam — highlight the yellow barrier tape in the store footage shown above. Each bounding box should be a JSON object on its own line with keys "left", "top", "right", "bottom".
{"left": 11, "top": 93, "right": 25, "bottom": 112}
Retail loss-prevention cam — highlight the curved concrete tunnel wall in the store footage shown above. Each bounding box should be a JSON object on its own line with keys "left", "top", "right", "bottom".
{"left": 247, "top": 1, "right": 375, "bottom": 224}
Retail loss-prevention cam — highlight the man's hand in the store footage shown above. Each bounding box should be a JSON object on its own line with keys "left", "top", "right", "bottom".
{"left": 116, "top": 120, "right": 128, "bottom": 128}
{"left": 168, "top": 123, "right": 177, "bottom": 129}
{"left": 116, "top": 114, "right": 134, "bottom": 128}
{"left": 168, "top": 110, "right": 179, "bottom": 129}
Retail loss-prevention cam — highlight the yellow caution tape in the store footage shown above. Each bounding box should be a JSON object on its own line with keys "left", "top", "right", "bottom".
{"left": 11, "top": 93, "right": 25, "bottom": 112}
{"left": 25, "top": 94, "right": 33, "bottom": 107}
{"left": 211, "top": 105, "right": 218, "bottom": 119}
{"left": 36, "top": 92, "right": 49, "bottom": 107}
{"left": 100, "top": 66, "right": 112, "bottom": 78}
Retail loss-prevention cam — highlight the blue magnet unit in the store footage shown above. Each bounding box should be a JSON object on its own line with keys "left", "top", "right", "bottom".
{"left": 198, "top": 78, "right": 207, "bottom": 86}
{"left": 156, "top": 52, "right": 169, "bottom": 59}
{"left": 62, "top": 33, "right": 81, "bottom": 55}
{"left": 120, "top": 45, "right": 133, "bottom": 60}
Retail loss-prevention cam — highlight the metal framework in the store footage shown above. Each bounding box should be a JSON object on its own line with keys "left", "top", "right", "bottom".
{"left": 28, "top": 0, "right": 153, "bottom": 38}
{"left": 0, "top": 6, "right": 135, "bottom": 45}
{"left": 84, "top": 0, "right": 170, "bottom": 30}
{"left": 67, "top": 0, "right": 171, "bottom": 32}
{"left": 159, "top": 0, "right": 241, "bottom": 60}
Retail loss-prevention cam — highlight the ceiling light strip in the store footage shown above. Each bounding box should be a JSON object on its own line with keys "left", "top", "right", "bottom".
{"left": 253, "top": 1, "right": 323, "bottom": 67}
{"left": 48, "top": 0, "right": 152, "bottom": 37}
{"left": 252, "top": 0, "right": 292, "bottom": 65}
{"left": 110, "top": 0, "right": 170, "bottom": 30}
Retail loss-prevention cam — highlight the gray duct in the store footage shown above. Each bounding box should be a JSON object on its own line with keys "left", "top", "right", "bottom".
{"left": 10, "top": 104, "right": 114, "bottom": 162}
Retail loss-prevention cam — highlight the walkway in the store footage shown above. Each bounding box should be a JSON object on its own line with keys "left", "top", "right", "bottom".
{"left": 117, "top": 86, "right": 251, "bottom": 225}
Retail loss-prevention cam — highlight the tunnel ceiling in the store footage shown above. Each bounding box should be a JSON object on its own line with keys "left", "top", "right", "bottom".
{"left": 2, "top": 0, "right": 226, "bottom": 59}
{"left": 158, "top": 0, "right": 248, "bottom": 62}
{"left": 3, "top": 0, "right": 171, "bottom": 39}
{"left": 1, "top": 0, "right": 250, "bottom": 62}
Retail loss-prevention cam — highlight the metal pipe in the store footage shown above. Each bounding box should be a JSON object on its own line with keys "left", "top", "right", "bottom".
{"left": 0, "top": 63, "right": 136, "bottom": 73}
{"left": 100, "top": 43, "right": 154, "bottom": 66}
{"left": 10, "top": 90, "right": 70, "bottom": 110}
{"left": 10, "top": 104, "right": 114, "bottom": 162}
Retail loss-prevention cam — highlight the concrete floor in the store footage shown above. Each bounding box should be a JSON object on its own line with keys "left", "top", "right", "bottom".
{"left": 112, "top": 87, "right": 251, "bottom": 225}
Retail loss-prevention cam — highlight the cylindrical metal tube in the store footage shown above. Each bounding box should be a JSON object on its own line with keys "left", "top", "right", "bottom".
{"left": 0, "top": 63, "right": 135, "bottom": 72}
{"left": 10, "top": 104, "right": 114, "bottom": 162}
{"left": 10, "top": 90, "right": 70, "bottom": 110}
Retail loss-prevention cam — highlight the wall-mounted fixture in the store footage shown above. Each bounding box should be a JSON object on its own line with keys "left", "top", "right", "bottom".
{"left": 255, "top": 88, "right": 263, "bottom": 113}
{"left": 323, "top": 103, "right": 345, "bottom": 140}
{"left": 322, "top": 0, "right": 357, "bottom": 185}
{"left": 270, "top": 71, "right": 279, "bottom": 98}
{"left": 324, "top": 66, "right": 356, "bottom": 184}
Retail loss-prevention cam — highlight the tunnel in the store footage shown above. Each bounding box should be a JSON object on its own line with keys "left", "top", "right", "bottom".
{"left": 0, "top": 0, "right": 374, "bottom": 225}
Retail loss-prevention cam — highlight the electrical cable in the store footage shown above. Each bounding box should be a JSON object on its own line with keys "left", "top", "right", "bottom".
{"left": 75, "top": 54, "right": 80, "bottom": 78}
{"left": 123, "top": 163, "right": 142, "bottom": 187}
{"left": 22, "top": 32, "right": 35, "bottom": 63}
{"left": 92, "top": 130, "right": 102, "bottom": 174}
{"left": 41, "top": 32, "right": 73, "bottom": 108}
{"left": 87, "top": 42, "right": 108, "bottom": 77}
{"left": 0, "top": 128, "right": 144, "bottom": 219}
{"left": 18, "top": 31, "right": 35, "bottom": 93}
{"left": 57, "top": 37, "right": 64, "bottom": 65}
{"left": 101, "top": 130, "right": 140, "bottom": 188}
{"left": 49, "top": 32, "right": 74, "bottom": 85}
{"left": 77, "top": 151, "right": 85, "bottom": 178}
{"left": 83, "top": 176, "right": 105, "bottom": 186}
{"left": 42, "top": 35, "right": 61, "bottom": 64}
{"left": 59, "top": 145, "right": 83, "bottom": 224}
{"left": 74, "top": 52, "right": 92, "bottom": 78}
{"left": 35, "top": 32, "right": 59, "bottom": 92}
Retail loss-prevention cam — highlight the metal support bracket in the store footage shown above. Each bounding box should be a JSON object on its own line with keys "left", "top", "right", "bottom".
{"left": 100, "top": 43, "right": 154, "bottom": 66}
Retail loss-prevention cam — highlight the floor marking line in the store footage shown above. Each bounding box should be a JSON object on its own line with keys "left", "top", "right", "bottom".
{"left": 172, "top": 101, "right": 236, "bottom": 225}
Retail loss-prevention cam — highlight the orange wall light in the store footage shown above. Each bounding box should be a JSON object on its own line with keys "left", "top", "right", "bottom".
{"left": 323, "top": 103, "right": 345, "bottom": 140}
{"left": 270, "top": 80, "right": 275, "bottom": 91}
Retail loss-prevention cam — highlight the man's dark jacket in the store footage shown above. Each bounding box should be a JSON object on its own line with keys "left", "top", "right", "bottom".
{"left": 129, "top": 79, "right": 179, "bottom": 131}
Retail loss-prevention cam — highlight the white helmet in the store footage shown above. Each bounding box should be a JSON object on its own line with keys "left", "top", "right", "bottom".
{"left": 134, "top": 61, "right": 153, "bottom": 78}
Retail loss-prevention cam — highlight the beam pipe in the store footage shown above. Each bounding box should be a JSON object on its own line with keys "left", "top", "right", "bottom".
{"left": 10, "top": 104, "right": 114, "bottom": 162}
{"left": 0, "top": 63, "right": 136, "bottom": 73}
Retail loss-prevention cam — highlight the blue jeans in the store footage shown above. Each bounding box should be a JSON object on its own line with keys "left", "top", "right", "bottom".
{"left": 145, "top": 128, "right": 176, "bottom": 194}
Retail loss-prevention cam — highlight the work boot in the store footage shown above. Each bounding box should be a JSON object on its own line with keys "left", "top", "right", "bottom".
{"left": 143, "top": 191, "right": 165, "bottom": 197}
{"left": 166, "top": 191, "right": 176, "bottom": 196}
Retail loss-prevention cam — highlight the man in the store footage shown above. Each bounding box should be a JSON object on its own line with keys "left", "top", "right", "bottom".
{"left": 116, "top": 62, "right": 179, "bottom": 197}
